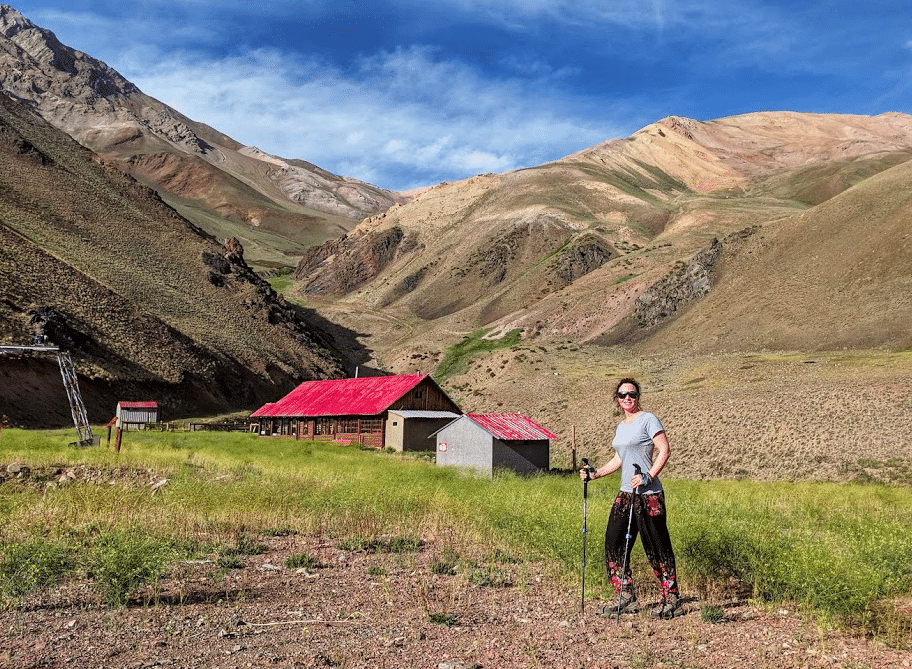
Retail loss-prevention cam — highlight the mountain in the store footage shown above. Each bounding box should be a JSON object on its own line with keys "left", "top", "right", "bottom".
{"left": 293, "top": 111, "right": 912, "bottom": 349}
{"left": 0, "top": 5, "right": 405, "bottom": 271}
{"left": 290, "top": 111, "right": 912, "bottom": 483}
{"left": 0, "top": 89, "right": 344, "bottom": 428}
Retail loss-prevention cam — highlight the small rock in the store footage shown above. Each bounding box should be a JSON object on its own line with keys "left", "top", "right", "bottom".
{"left": 260, "top": 563, "right": 281, "bottom": 571}
{"left": 7, "top": 462, "right": 29, "bottom": 476}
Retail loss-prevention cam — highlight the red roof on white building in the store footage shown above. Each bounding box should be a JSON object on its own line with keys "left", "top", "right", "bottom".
{"left": 465, "top": 413, "right": 557, "bottom": 441}
{"left": 250, "top": 374, "right": 431, "bottom": 417}
{"left": 117, "top": 401, "right": 158, "bottom": 409}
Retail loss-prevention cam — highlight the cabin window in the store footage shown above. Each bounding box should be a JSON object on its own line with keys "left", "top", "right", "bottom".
{"left": 414, "top": 390, "right": 423, "bottom": 399}
{"left": 360, "top": 419, "right": 382, "bottom": 433}
{"left": 339, "top": 418, "right": 359, "bottom": 433}
{"left": 315, "top": 417, "right": 333, "bottom": 435}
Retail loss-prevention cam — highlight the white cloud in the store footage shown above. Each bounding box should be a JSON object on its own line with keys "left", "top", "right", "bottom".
{"left": 118, "top": 44, "right": 624, "bottom": 190}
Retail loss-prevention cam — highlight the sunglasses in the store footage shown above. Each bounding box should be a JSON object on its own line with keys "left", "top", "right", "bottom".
{"left": 616, "top": 391, "right": 639, "bottom": 399}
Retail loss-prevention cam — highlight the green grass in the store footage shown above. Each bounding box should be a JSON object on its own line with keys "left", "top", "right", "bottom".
{"left": 286, "top": 551, "right": 322, "bottom": 569}
{"left": 267, "top": 272, "right": 295, "bottom": 295}
{"left": 0, "top": 427, "right": 910, "bottom": 641}
{"left": 433, "top": 328, "right": 523, "bottom": 381}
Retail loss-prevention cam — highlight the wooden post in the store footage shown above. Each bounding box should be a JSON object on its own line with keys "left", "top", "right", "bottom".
{"left": 571, "top": 424, "right": 577, "bottom": 471}
{"left": 114, "top": 427, "right": 122, "bottom": 452}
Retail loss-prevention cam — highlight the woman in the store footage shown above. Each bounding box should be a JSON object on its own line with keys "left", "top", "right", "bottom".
{"left": 580, "top": 377, "right": 681, "bottom": 618}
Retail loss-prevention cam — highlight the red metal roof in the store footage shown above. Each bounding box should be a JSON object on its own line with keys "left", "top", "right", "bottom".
{"left": 250, "top": 374, "right": 429, "bottom": 417}
{"left": 466, "top": 413, "right": 558, "bottom": 441}
{"left": 118, "top": 401, "right": 158, "bottom": 409}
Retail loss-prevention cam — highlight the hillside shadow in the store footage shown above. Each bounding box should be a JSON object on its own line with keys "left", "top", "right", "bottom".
{"left": 295, "top": 306, "right": 388, "bottom": 377}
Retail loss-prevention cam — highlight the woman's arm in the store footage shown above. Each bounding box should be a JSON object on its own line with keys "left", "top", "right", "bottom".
{"left": 580, "top": 452, "right": 622, "bottom": 481}
{"left": 632, "top": 430, "right": 670, "bottom": 488}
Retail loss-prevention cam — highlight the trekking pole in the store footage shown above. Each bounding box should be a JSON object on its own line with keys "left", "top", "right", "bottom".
{"left": 580, "top": 457, "right": 596, "bottom": 614}
{"left": 618, "top": 463, "right": 643, "bottom": 623}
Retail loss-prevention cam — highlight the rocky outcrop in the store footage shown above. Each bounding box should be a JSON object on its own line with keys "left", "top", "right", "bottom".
{"left": 550, "top": 234, "right": 616, "bottom": 286}
{"left": 294, "top": 227, "right": 416, "bottom": 295}
{"left": 634, "top": 238, "right": 723, "bottom": 328}
{"left": 272, "top": 164, "right": 404, "bottom": 221}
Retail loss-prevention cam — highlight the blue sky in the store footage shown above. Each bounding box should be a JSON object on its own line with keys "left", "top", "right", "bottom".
{"left": 10, "top": 1, "right": 912, "bottom": 191}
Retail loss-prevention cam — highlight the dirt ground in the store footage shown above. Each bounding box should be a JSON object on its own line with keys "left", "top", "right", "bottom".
{"left": 2, "top": 535, "right": 910, "bottom": 669}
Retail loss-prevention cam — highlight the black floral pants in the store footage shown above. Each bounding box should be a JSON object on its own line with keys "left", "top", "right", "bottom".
{"left": 604, "top": 490, "right": 679, "bottom": 598}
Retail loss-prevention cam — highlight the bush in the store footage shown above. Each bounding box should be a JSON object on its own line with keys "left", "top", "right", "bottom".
{"left": 700, "top": 604, "right": 725, "bottom": 624}
{"left": 0, "top": 537, "right": 74, "bottom": 605}
{"left": 286, "top": 552, "right": 322, "bottom": 569}
{"left": 216, "top": 554, "right": 245, "bottom": 569}
{"left": 89, "top": 529, "right": 176, "bottom": 606}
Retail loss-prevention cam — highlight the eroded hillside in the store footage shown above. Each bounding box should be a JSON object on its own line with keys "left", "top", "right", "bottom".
{"left": 0, "top": 90, "right": 343, "bottom": 428}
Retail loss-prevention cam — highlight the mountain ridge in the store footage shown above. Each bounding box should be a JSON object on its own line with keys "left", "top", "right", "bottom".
{"left": 291, "top": 110, "right": 912, "bottom": 351}
{"left": 0, "top": 4, "right": 405, "bottom": 270}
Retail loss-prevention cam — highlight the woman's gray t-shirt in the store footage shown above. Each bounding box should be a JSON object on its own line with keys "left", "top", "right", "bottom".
{"left": 612, "top": 412, "right": 665, "bottom": 494}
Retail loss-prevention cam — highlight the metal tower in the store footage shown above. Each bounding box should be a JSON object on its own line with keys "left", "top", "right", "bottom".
{"left": 0, "top": 344, "right": 95, "bottom": 446}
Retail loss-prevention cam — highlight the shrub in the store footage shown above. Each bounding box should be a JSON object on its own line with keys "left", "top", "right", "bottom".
{"left": 0, "top": 537, "right": 74, "bottom": 605}
{"left": 700, "top": 604, "right": 725, "bottom": 624}
{"left": 89, "top": 529, "right": 176, "bottom": 607}
{"left": 430, "top": 548, "right": 460, "bottom": 575}
{"left": 286, "top": 552, "right": 322, "bottom": 569}
{"left": 428, "top": 612, "right": 457, "bottom": 626}
{"left": 216, "top": 554, "right": 245, "bottom": 569}
{"left": 466, "top": 563, "right": 512, "bottom": 587}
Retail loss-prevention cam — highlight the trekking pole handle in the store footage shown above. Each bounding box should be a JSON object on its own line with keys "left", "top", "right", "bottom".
{"left": 632, "top": 463, "right": 643, "bottom": 490}
{"left": 581, "top": 457, "right": 596, "bottom": 481}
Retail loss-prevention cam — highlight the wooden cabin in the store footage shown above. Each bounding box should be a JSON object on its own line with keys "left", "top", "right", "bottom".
{"left": 250, "top": 374, "right": 461, "bottom": 449}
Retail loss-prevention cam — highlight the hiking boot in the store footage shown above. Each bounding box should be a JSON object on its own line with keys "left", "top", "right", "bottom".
{"left": 603, "top": 590, "right": 638, "bottom": 615}
{"left": 650, "top": 592, "right": 682, "bottom": 619}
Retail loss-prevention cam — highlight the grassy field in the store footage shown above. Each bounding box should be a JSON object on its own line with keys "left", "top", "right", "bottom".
{"left": 0, "top": 428, "right": 910, "bottom": 645}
